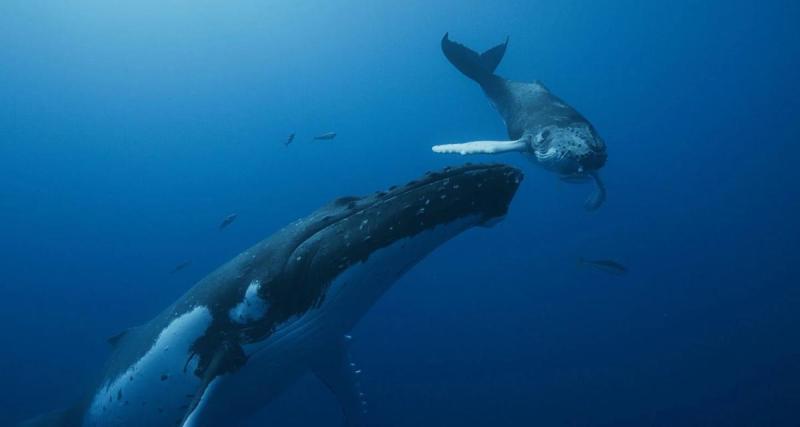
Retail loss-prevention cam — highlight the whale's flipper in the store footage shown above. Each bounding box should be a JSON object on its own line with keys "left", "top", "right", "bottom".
{"left": 584, "top": 172, "right": 606, "bottom": 211}
{"left": 311, "top": 337, "right": 368, "bottom": 427}
{"left": 432, "top": 136, "right": 528, "bottom": 156}
{"left": 441, "top": 33, "right": 507, "bottom": 85}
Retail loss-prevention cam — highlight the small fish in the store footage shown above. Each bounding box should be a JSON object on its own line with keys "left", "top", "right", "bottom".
{"left": 285, "top": 133, "right": 295, "bottom": 146}
{"left": 578, "top": 257, "right": 628, "bottom": 275}
{"left": 312, "top": 132, "right": 337, "bottom": 141}
{"left": 219, "top": 213, "right": 238, "bottom": 230}
{"left": 170, "top": 260, "right": 192, "bottom": 274}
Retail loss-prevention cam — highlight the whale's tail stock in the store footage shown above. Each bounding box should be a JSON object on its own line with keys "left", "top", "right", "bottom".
{"left": 441, "top": 33, "right": 508, "bottom": 85}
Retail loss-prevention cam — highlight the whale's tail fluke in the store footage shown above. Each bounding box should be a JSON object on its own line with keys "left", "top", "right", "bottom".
{"left": 441, "top": 33, "right": 508, "bottom": 85}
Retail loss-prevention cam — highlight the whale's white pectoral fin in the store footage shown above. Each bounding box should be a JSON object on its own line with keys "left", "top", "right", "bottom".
{"left": 432, "top": 137, "right": 528, "bottom": 156}
{"left": 310, "top": 338, "right": 369, "bottom": 427}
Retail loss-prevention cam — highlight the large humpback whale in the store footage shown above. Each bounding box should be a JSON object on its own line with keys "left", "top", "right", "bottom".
{"left": 433, "top": 33, "right": 608, "bottom": 210}
{"left": 21, "top": 163, "right": 522, "bottom": 427}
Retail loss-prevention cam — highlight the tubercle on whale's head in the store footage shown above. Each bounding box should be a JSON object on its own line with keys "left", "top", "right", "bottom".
{"left": 530, "top": 124, "right": 607, "bottom": 175}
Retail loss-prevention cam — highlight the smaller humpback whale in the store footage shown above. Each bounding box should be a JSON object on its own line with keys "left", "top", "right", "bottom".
{"left": 285, "top": 133, "right": 295, "bottom": 146}
{"left": 313, "top": 132, "right": 337, "bottom": 141}
{"left": 578, "top": 257, "right": 628, "bottom": 275}
{"left": 170, "top": 260, "right": 192, "bottom": 275}
{"left": 433, "top": 33, "right": 608, "bottom": 210}
{"left": 218, "top": 213, "right": 238, "bottom": 230}
{"left": 19, "top": 163, "right": 522, "bottom": 427}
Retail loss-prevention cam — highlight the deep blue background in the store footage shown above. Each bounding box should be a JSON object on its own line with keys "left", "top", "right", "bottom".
{"left": 1, "top": 1, "right": 799, "bottom": 425}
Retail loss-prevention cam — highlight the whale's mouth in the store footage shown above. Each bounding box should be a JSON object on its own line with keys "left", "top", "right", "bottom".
{"left": 578, "top": 151, "right": 607, "bottom": 172}
{"left": 534, "top": 148, "right": 606, "bottom": 175}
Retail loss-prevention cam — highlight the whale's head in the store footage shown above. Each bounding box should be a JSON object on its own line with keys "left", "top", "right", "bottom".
{"left": 268, "top": 162, "right": 525, "bottom": 291}
{"left": 204, "top": 163, "right": 524, "bottom": 356}
{"left": 530, "top": 123, "right": 607, "bottom": 177}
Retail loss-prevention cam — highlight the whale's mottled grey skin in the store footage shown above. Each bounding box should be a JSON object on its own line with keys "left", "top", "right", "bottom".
{"left": 437, "top": 33, "right": 608, "bottom": 210}
{"left": 20, "top": 163, "right": 522, "bottom": 427}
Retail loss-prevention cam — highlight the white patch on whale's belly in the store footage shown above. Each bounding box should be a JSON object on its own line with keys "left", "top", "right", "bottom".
{"left": 183, "top": 216, "right": 481, "bottom": 426}
{"left": 83, "top": 306, "right": 213, "bottom": 427}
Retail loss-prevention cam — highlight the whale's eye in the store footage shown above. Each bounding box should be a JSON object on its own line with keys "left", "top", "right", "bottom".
{"left": 541, "top": 130, "right": 550, "bottom": 139}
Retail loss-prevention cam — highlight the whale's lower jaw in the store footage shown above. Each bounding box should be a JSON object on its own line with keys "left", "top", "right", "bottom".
{"left": 168, "top": 215, "right": 482, "bottom": 427}
{"left": 527, "top": 147, "right": 605, "bottom": 176}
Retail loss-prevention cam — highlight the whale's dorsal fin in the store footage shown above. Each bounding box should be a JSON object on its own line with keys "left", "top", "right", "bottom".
{"left": 432, "top": 136, "right": 529, "bottom": 156}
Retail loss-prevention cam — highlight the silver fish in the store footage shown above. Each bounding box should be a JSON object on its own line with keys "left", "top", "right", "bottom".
{"left": 219, "top": 213, "right": 238, "bottom": 230}
{"left": 169, "top": 260, "right": 192, "bottom": 275}
{"left": 312, "top": 132, "right": 337, "bottom": 141}
{"left": 578, "top": 257, "right": 628, "bottom": 275}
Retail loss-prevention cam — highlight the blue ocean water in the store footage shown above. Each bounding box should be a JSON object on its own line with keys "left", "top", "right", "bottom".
{"left": 1, "top": 1, "right": 799, "bottom": 425}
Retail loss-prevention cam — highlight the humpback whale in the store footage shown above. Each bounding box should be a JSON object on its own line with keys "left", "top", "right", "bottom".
{"left": 20, "top": 163, "right": 522, "bottom": 427}
{"left": 433, "top": 33, "right": 608, "bottom": 210}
